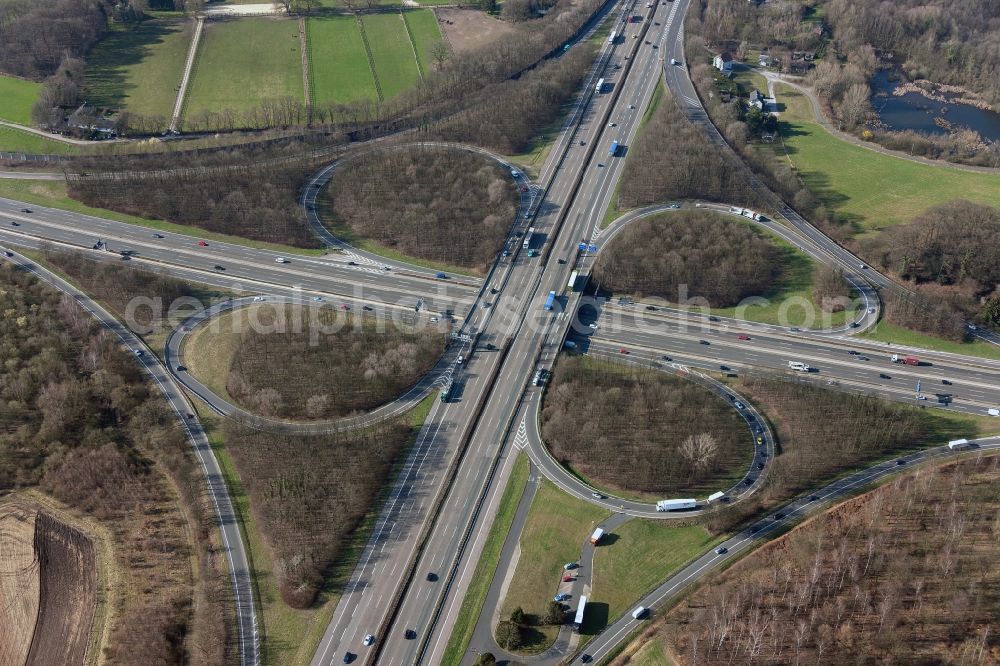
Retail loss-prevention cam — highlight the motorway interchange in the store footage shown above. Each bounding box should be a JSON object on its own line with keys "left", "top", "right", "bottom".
{"left": 2, "top": 0, "right": 1000, "bottom": 664}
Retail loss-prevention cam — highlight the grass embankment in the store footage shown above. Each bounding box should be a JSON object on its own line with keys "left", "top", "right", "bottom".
{"left": 0, "top": 75, "right": 41, "bottom": 125}
{"left": 0, "top": 179, "right": 326, "bottom": 256}
{"left": 441, "top": 454, "right": 531, "bottom": 666}
{"left": 500, "top": 480, "right": 611, "bottom": 652}
{"left": 183, "top": 18, "right": 304, "bottom": 122}
{"left": 647, "top": 454, "right": 1000, "bottom": 664}
{"left": 542, "top": 356, "right": 753, "bottom": 500}
{"left": 82, "top": 19, "right": 191, "bottom": 120}
{"left": 862, "top": 320, "right": 1000, "bottom": 361}
{"left": 307, "top": 15, "right": 378, "bottom": 105}
{"left": 403, "top": 9, "right": 443, "bottom": 75}
{"left": 590, "top": 521, "right": 722, "bottom": 626}
{"left": 0, "top": 126, "right": 81, "bottom": 155}
{"left": 773, "top": 83, "right": 1000, "bottom": 235}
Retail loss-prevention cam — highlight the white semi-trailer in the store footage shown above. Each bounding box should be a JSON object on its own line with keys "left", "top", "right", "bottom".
{"left": 656, "top": 498, "right": 697, "bottom": 512}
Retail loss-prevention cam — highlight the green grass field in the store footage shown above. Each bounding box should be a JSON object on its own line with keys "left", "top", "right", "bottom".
{"left": 441, "top": 455, "right": 531, "bottom": 666}
{"left": 360, "top": 13, "right": 421, "bottom": 99}
{"left": 628, "top": 640, "right": 673, "bottom": 666}
{"left": 0, "top": 75, "right": 41, "bottom": 125}
{"left": 774, "top": 83, "right": 1000, "bottom": 235}
{"left": 307, "top": 15, "right": 378, "bottom": 105}
{"left": 402, "top": 9, "right": 443, "bottom": 76}
{"left": 591, "top": 521, "right": 721, "bottom": 624}
{"left": 0, "top": 126, "right": 81, "bottom": 155}
{"left": 83, "top": 20, "right": 191, "bottom": 121}
{"left": 501, "top": 480, "right": 611, "bottom": 653}
{"left": 183, "top": 18, "right": 304, "bottom": 123}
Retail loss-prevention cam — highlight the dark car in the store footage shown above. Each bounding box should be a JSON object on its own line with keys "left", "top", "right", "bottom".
{"left": 879, "top": 373, "right": 891, "bottom": 379}
{"left": 807, "top": 495, "right": 819, "bottom": 502}
{"left": 426, "top": 572, "right": 438, "bottom": 582}
{"left": 708, "top": 316, "right": 720, "bottom": 322}
{"left": 10, "top": 221, "right": 19, "bottom": 226}
{"left": 896, "top": 458, "right": 907, "bottom": 466}
{"left": 20, "top": 208, "right": 32, "bottom": 213}
{"left": 757, "top": 462, "right": 765, "bottom": 470}
{"left": 941, "top": 379, "right": 952, "bottom": 385}
{"left": 645, "top": 305, "right": 657, "bottom": 311}
{"left": 720, "top": 365, "right": 730, "bottom": 371}
{"left": 186, "top": 413, "right": 195, "bottom": 419}
{"left": 214, "top": 264, "right": 225, "bottom": 271}
{"left": 699, "top": 339, "right": 710, "bottom": 345}
{"left": 362, "top": 305, "right": 373, "bottom": 311}
{"left": 662, "top": 355, "right": 672, "bottom": 361}
{"left": 404, "top": 629, "right": 417, "bottom": 640}
{"left": 773, "top": 512, "right": 784, "bottom": 520}
{"left": 342, "top": 653, "right": 354, "bottom": 664}
{"left": 176, "top": 365, "right": 187, "bottom": 372}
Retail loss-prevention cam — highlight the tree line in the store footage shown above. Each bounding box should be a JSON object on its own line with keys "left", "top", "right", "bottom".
{"left": 652, "top": 455, "right": 1000, "bottom": 665}
{"left": 592, "top": 211, "right": 783, "bottom": 308}
{"left": 705, "top": 377, "right": 974, "bottom": 534}
{"left": 223, "top": 419, "right": 415, "bottom": 608}
{"left": 227, "top": 306, "right": 446, "bottom": 420}
{"left": 541, "top": 356, "right": 750, "bottom": 496}
{"left": 616, "top": 90, "right": 768, "bottom": 210}
{"left": 323, "top": 146, "right": 518, "bottom": 271}
{"left": 0, "top": 262, "right": 233, "bottom": 664}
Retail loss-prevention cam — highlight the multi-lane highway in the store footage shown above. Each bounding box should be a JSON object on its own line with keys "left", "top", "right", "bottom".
{"left": 2, "top": 0, "right": 998, "bottom": 662}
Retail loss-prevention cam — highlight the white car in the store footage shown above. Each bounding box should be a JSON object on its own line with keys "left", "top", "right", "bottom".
{"left": 734, "top": 401, "right": 745, "bottom": 410}
{"left": 312, "top": 296, "right": 323, "bottom": 302}
{"left": 363, "top": 634, "right": 374, "bottom": 647}
{"left": 588, "top": 323, "right": 598, "bottom": 329}
{"left": 275, "top": 257, "right": 289, "bottom": 263}
{"left": 252, "top": 296, "right": 265, "bottom": 302}
{"left": 429, "top": 316, "right": 439, "bottom": 323}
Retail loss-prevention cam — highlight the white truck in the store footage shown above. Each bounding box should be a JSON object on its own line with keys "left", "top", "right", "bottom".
{"left": 523, "top": 226, "right": 535, "bottom": 249}
{"left": 656, "top": 498, "right": 697, "bottom": 512}
{"left": 947, "top": 438, "right": 970, "bottom": 450}
{"left": 788, "top": 361, "right": 810, "bottom": 372}
{"left": 595, "top": 77, "right": 605, "bottom": 93}
{"left": 707, "top": 491, "right": 726, "bottom": 503}
{"left": 589, "top": 528, "right": 604, "bottom": 545}
{"left": 989, "top": 408, "right": 1000, "bottom": 417}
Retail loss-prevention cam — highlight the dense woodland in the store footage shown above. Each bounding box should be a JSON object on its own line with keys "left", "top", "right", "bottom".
{"left": 227, "top": 306, "right": 445, "bottom": 420}
{"left": 323, "top": 147, "right": 518, "bottom": 271}
{"left": 651, "top": 455, "right": 1000, "bottom": 664}
{"left": 0, "top": 263, "right": 232, "bottom": 664}
{"left": 593, "top": 212, "right": 783, "bottom": 308}
{"left": 541, "top": 357, "right": 750, "bottom": 496}
{"left": 617, "top": 93, "right": 765, "bottom": 210}
{"left": 42, "top": 247, "right": 225, "bottom": 332}
{"left": 706, "top": 378, "right": 973, "bottom": 534}
{"left": 68, "top": 159, "right": 320, "bottom": 247}
{"left": 224, "top": 419, "right": 415, "bottom": 608}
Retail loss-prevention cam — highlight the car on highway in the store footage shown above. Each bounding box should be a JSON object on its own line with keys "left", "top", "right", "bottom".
{"left": 715, "top": 546, "right": 728, "bottom": 555}
{"left": 554, "top": 593, "right": 570, "bottom": 602}
{"left": 312, "top": 296, "right": 323, "bottom": 302}
{"left": 426, "top": 572, "right": 438, "bottom": 582}
{"left": 737, "top": 334, "right": 750, "bottom": 340}
{"left": 339, "top": 303, "right": 349, "bottom": 310}
{"left": 362, "top": 305, "right": 373, "bottom": 311}
{"left": 363, "top": 634, "right": 374, "bottom": 647}
{"left": 275, "top": 257, "right": 289, "bottom": 263}
{"left": 186, "top": 413, "right": 195, "bottom": 419}
{"left": 734, "top": 401, "right": 745, "bottom": 410}
{"left": 197, "top": 240, "right": 208, "bottom": 247}
{"left": 859, "top": 263, "right": 867, "bottom": 269}
{"left": 2, "top": 250, "right": 12, "bottom": 257}
{"left": 591, "top": 492, "right": 605, "bottom": 499}
{"left": 608, "top": 121, "right": 617, "bottom": 127}
{"left": 756, "top": 436, "right": 764, "bottom": 445}
{"left": 510, "top": 169, "right": 519, "bottom": 177}
{"left": 520, "top": 186, "right": 529, "bottom": 192}
{"left": 10, "top": 221, "right": 19, "bottom": 226}
{"left": 176, "top": 365, "right": 186, "bottom": 372}
{"left": 151, "top": 233, "right": 164, "bottom": 239}
{"left": 757, "top": 462, "right": 765, "bottom": 470}
{"left": 720, "top": 365, "right": 730, "bottom": 371}
{"left": 645, "top": 305, "right": 657, "bottom": 311}
{"left": 773, "top": 512, "right": 785, "bottom": 520}
{"left": 708, "top": 315, "right": 720, "bottom": 321}
{"left": 404, "top": 629, "right": 417, "bottom": 640}
{"left": 133, "top": 349, "right": 144, "bottom": 356}
{"left": 619, "top": 347, "right": 628, "bottom": 354}
{"left": 502, "top": 250, "right": 509, "bottom": 257}
{"left": 252, "top": 296, "right": 267, "bottom": 303}
{"left": 699, "top": 339, "right": 710, "bottom": 345}
{"left": 879, "top": 373, "right": 891, "bottom": 379}
{"left": 628, "top": 104, "right": 635, "bottom": 109}
{"left": 213, "top": 264, "right": 225, "bottom": 271}
{"left": 348, "top": 261, "right": 357, "bottom": 266}
{"left": 941, "top": 379, "right": 952, "bottom": 385}
{"left": 868, "top": 307, "right": 876, "bottom": 313}
{"left": 896, "top": 458, "right": 907, "bottom": 466}
{"left": 435, "top": 272, "right": 448, "bottom": 279}
{"left": 662, "top": 355, "right": 672, "bottom": 361}
{"left": 755, "top": 424, "right": 763, "bottom": 434}
{"left": 342, "top": 653, "right": 354, "bottom": 663}
{"left": 20, "top": 208, "right": 32, "bottom": 213}
{"left": 807, "top": 495, "right": 819, "bottom": 502}
{"left": 563, "top": 562, "right": 578, "bottom": 570}
{"left": 858, "top": 355, "right": 869, "bottom": 361}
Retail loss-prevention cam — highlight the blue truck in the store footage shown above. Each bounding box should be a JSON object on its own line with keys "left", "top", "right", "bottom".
{"left": 544, "top": 291, "right": 556, "bottom": 311}
{"left": 609, "top": 141, "right": 619, "bottom": 156}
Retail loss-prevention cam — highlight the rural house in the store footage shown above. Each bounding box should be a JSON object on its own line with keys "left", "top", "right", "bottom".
{"left": 713, "top": 52, "right": 733, "bottom": 73}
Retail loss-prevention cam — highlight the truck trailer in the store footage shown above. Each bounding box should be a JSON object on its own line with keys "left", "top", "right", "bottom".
{"left": 947, "top": 439, "right": 970, "bottom": 450}
{"left": 656, "top": 498, "right": 698, "bottom": 512}
{"left": 523, "top": 226, "right": 535, "bottom": 249}
{"left": 590, "top": 528, "right": 604, "bottom": 545}
{"left": 544, "top": 291, "right": 557, "bottom": 311}
{"left": 891, "top": 354, "right": 920, "bottom": 365}
{"left": 574, "top": 596, "right": 588, "bottom": 631}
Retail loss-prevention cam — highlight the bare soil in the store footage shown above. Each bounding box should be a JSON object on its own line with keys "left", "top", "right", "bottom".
{"left": 0, "top": 501, "right": 39, "bottom": 666}
{"left": 25, "top": 511, "right": 97, "bottom": 666}
{"left": 435, "top": 8, "right": 516, "bottom": 53}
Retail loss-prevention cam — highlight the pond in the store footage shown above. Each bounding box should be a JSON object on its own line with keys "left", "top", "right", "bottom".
{"left": 869, "top": 69, "right": 1000, "bottom": 142}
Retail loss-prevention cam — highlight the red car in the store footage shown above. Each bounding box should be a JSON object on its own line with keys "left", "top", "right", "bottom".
{"left": 737, "top": 334, "right": 750, "bottom": 340}
{"left": 562, "top": 575, "right": 575, "bottom": 582}
{"left": 339, "top": 303, "right": 350, "bottom": 311}
{"left": 197, "top": 240, "right": 208, "bottom": 247}
{"left": 520, "top": 186, "right": 529, "bottom": 193}
{"left": 619, "top": 347, "right": 628, "bottom": 354}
